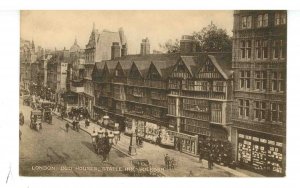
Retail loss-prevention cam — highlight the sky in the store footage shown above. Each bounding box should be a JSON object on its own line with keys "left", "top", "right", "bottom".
{"left": 21, "top": 10, "right": 233, "bottom": 54}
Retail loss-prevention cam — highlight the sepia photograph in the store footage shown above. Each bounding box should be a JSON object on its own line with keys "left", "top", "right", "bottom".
{"left": 19, "top": 10, "right": 287, "bottom": 177}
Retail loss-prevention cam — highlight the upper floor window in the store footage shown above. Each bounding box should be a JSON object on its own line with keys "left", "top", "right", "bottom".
{"left": 257, "top": 15, "right": 263, "bottom": 27}
{"left": 242, "top": 16, "right": 252, "bottom": 29}
{"left": 271, "top": 103, "right": 284, "bottom": 123}
{"left": 271, "top": 71, "right": 285, "bottom": 92}
{"left": 238, "top": 99, "right": 250, "bottom": 119}
{"left": 263, "top": 14, "right": 268, "bottom": 27}
{"left": 254, "top": 101, "right": 266, "bottom": 121}
{"left": 241, "top": 40, "right": 251, "bottom": 60}
{"left": 255, "top": 40, "right": 268, "bottom": 59}
{"left": 254, "top": 71, "right": 267, "bottom": 91}
{"left": 240, "top": 70, "right": 250, "bottom": 90}
{"left": 194, "top": 81, "right": 209, "bottom": 91}
{"left": 213, "top": 81, "right": 225, "bottom": 92}
{"left": 275, "top": 12, "right": 287, "bottom": 26}
{"left": 273, "top": 39, "right": 286, "bottom": 59}
{"left": 275, "top": 12, "right": 281, "bottom": 25}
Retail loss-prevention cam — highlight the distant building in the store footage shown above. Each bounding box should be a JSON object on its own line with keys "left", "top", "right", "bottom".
{"left": 85, "top": 24, "right": 127, "bottom": 63}
{"left": 73, "top": 24, "right": 128, "bottom": 119}
{"left": 140, "top": 38, "right": 150, "bottom": 55}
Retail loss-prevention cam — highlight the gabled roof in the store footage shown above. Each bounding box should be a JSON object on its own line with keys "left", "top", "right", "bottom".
{"left": 95, "top": 61, "right": 106, "bottom": 70}
{"left": 104, "top": 61, "right": 119, "bottom": 77}
{"left": 207, "top": 53, "right": 233, "bottom": 79}
{"left": 132, "top": 61, "right": 152, "bottom": 78}
{"left": 117, "top": 61, "right": 133, "bottom": 76}
{"left": 180, "top": 56, "right": 198, "bottom": 76}
{"left": 93, "top": 61, "right": 106, "bottom": 77}
{"left": 151, "top": 61, "right": 176, "bottom": 79}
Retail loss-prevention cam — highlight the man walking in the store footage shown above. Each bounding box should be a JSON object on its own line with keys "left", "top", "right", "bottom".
{"left": 103, "top": 132, "right": 111, "bottom": 162}
{"left": 65, "top": 122, "right": 69, "bottom": 133}
{"left": 208, "top": 152, "right": 214, "bottom": 170}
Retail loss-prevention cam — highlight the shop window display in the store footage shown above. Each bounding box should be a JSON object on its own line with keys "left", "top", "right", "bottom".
{"left": 237, "top": 132, "right": 284, "bottom": 176}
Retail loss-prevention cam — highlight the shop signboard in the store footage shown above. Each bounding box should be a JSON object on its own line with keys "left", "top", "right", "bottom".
{"left": 237, "top": 131, "right": 284, "bottom": 175}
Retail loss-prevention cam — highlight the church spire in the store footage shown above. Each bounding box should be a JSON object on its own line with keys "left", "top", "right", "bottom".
{"left": 74, "top": 36, "right": 77, "bottom": 45}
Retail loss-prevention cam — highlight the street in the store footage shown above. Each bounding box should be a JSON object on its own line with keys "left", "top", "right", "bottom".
{"left": 20, "top": 96, "right": 261, "bottom": 177}
{"left": 19, "top": 98, "right": 130, "bottom": 177}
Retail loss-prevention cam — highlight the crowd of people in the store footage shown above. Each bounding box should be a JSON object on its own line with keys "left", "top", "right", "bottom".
{"left": 198, "top": 139, "right": 235, "bottom": 168}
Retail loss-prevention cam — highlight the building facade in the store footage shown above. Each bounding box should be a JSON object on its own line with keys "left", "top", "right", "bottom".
{"left": 92, "top": 41, "right": 233, "bottom": 156}
{"left": 76, "top": 24, "right": 128, "bottom": 119}
{"left": 231, "top": 10, "right": 287, "bottom": 176}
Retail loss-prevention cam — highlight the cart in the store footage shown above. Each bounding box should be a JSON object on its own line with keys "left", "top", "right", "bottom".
{"left": 23, "top": 95, "right": 31, "bottom": 106}
{"left": 30, "top": 110, "right": 42, "bottom": 131}
{"left": 129, "top": 159, "right": 158, "bottom": 177}
{"left": 42, "top": 108, "right": 52, "bottom": 124}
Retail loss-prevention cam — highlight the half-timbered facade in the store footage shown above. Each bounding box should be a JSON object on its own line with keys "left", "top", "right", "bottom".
{"left": 167, "top": 53, "right": 233, "bottom": 155}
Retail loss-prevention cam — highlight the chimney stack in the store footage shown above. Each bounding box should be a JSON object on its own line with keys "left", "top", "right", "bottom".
{"left": 180, "top": 35, "right": 197, "bottom": 54}
{"left": 111, "top": 42, "right": 121, "bottom": 60}
{"left": 140, "top": 38, "right": 150, "bottom": 55}
{"left": 121, "top": 44, "right": 128, "bottom": 57}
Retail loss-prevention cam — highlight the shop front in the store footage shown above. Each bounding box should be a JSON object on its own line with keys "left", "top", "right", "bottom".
{"left": 124, "top": 115, "right": 166, "bottom": 144}
{"left": 160, "top": 128, "right": 175, "bottom": 147}
{"left": 170, "top": 131, "right": 198, "bottom": 156}
{"left": 237, "top": 129, "right": 285, "bottom": 176}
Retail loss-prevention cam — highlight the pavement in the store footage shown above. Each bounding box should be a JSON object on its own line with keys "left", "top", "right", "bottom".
{"left": 52, "top": 110, "right": 263, "bottom": 177}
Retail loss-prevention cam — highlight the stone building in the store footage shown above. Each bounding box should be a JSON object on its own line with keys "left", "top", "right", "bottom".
{"left": 77, "top": 24, "right": 128, "bottom": 119}
{"left": 231, "top": 10, "right": 286, "bottom": 176}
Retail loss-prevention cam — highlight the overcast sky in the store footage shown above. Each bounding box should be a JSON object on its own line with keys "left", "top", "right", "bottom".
{"left": 21, "top": 10, "right": 233, "bottom": 54}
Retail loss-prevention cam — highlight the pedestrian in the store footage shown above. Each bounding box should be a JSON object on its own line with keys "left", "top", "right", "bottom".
{"left": 164, "top": 154, "right": 170, "bottom": 169}
{"left": 208, "top": 152, "right": 214, "bottom": 170}
{"left": 85, "top": 118, "right": 90, "bottom": 128}
{"left": 19, "top": 112, "right": 24, "bottom": 126}
{"left": 199, "top": 151, "right": 203, "bottom": 167}
{"left": 103, "top": 132, "right": 111, "bottom": 162}
{"left": 72, "top": 119, "right": 76, "bottom": 130}
{"left": 19, "top": 130, "right": 22, "bottom": 141}
{"left": 65, "top": 122, "right": 69, "bottom": 133}
{"left": 76, "top": 121, "right": 80, "bottom": 132}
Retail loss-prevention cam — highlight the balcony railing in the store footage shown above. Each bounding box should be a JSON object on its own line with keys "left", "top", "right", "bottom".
{"left": 127, "top": 94, "right": 167, "bottom": 107}
{"left": 127, "top": 79, "right": 167, "bottom": 89}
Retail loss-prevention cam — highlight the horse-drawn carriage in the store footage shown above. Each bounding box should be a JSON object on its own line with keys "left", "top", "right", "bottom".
{"left": 30, "top": 110, "right": 42, "bottom": 131}
{"left": 39, "top": 101, "right": 53, "bottom": 124}
{"left": 23, "top": 95, "right": 31, "bottom": 106}
{"left": 91, "top": 130, "right": 112, "bottom": 157}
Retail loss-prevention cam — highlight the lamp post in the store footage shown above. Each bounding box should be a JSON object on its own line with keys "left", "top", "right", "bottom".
{"left": 128, "top": 132, "right": 137, "bottom": 156}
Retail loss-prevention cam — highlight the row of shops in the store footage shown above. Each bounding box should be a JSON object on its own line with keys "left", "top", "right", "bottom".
{"left": 92, "top": 105, "right": 285, "bottom": 177}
